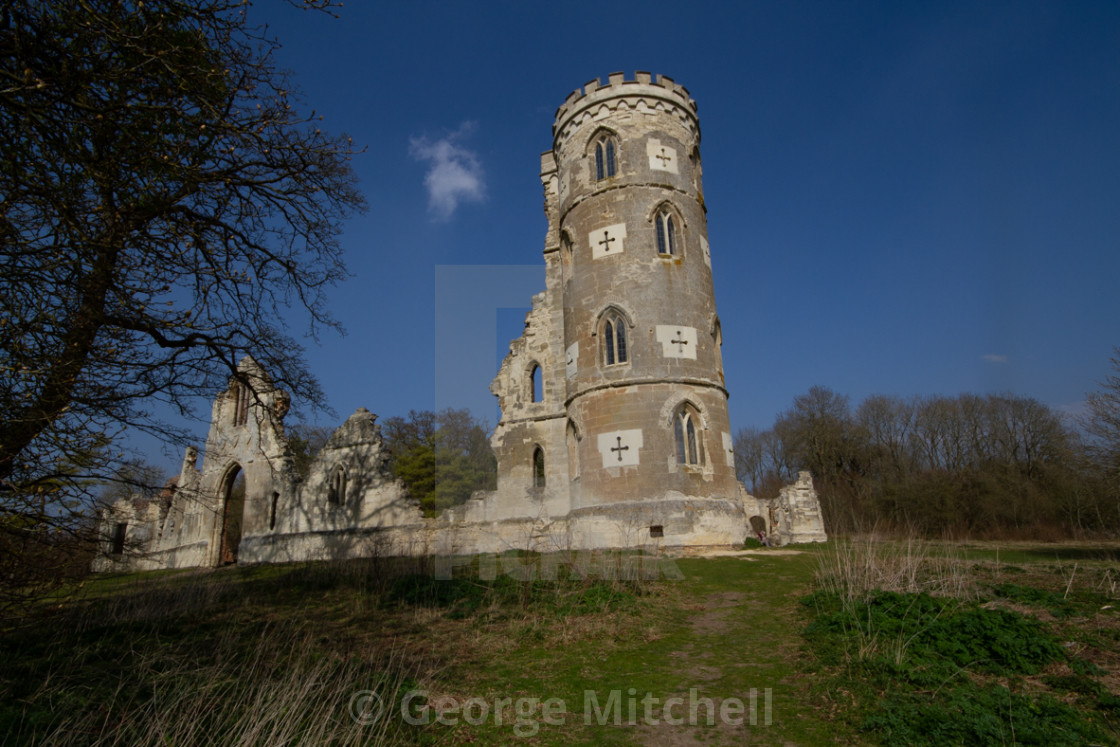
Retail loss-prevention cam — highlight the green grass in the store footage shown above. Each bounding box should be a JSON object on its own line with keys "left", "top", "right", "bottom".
{"left": 801, "top": 538, "right": 1120, "bottom": 746}
{"left": 2, "top": 541, "right": 1118, "bottom": 745}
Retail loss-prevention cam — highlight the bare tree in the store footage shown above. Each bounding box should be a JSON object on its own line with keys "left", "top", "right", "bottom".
{"left": 1083, "top": 347, "right": 1120, "bottom": 504}
{"left": 733, "top": 426, "right": 765, "bottom": 489}
{"left": 0, "top": 1, "right": 364, "bottom": 591}
{"left": 856, "top": 394, "right": 915, "bottom": 477}
{"left": 777, "top": 386, "right": 858, "bottom": 481}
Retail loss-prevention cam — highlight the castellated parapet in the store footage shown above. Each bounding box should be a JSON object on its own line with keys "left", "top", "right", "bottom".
{"left": 552, "top": 72, "right": 699, "bottom": 148}
{"left": 93, "top": 75, "right": 826, "bottom": 572}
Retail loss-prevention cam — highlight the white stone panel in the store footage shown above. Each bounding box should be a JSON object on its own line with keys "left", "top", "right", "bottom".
{"left": 565, "top": 342, "right": 579, "bottom": 378}
{"left": 597, "top": 429, "right": 643, "bottom": 468}
{"left": 646, "top": 138, "right": 679, "bottom": 174}
{"left": 590, "top": 223, "right": 627, "bottom": 260}
{"left": 722, "top": 431, "right": 735, "bottom": 467}
{"left": 701, "top": 235, "right": 711, "bottom": 267}
{"left": 655, "top": 325, "right": 698, "bottom": 359}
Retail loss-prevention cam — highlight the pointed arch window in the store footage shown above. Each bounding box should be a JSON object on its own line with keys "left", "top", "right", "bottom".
{"left": 655, "top": 210, "right": 677, "bottom": 256}
{"left": 530, "top": 363, "right": 543, "bottom": 403}
{"left": 593, "top": 134, "right": 617, "bottom": 180}
{"left": 532, "top": 446, "right": 546, "bottom": 488}
{"left": 328, "top": 465, "right": 347, "bottom": 506}
{"left": 601, "top": 310, "right": 628, "bottom": 366}
{"left": 232, "top": 381, "right": 250, "bottom": 426}
{"left": 673, "top": 404, "right": 704, "bottom": 466}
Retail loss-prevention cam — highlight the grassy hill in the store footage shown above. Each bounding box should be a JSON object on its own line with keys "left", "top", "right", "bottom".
{"left": 2, "top": 541, "right": 1118, "bottom": 745}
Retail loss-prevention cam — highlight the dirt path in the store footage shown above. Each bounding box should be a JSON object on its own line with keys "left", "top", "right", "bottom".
{"left": 624, "top": 552, "right": 850, "bottom": 746}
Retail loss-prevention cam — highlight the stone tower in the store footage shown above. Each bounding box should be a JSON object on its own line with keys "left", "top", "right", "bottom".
{"left": 487, "top": 72, "right": 748, "bottom": 548}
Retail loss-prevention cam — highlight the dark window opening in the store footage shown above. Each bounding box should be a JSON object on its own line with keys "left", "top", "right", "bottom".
{"left": 328, "top": 466, "right": 347, "bottom": 506}
{"left": 111, "top": 522, "right": 127, "bottom": 554}
{"left": 233, "top": 382, "right": 250, "bottom": 426}
{"left": 594, "top": 136, "right": 617, "bottom": 180}
{"left": 533, "top": 447, "right": 546, "bottom": 488}
{"left": 270, "top": 492, "right": 279, "bottom": 530}
{"left": 531, "top": 364, "right": 542, "bottom": 403}
{"left": 650, "top": 525, "right": 664, "bottom": 538}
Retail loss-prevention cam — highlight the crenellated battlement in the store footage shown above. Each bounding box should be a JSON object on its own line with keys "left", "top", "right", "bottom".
{"left": 552, "top": 71, "right": 699, "bottom": 149}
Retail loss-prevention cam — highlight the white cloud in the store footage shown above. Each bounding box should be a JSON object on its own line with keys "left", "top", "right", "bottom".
{"left": 982, "top": 353, "right": 1008, "bottom": 364}
{"left": 409, "top": 123, "right": 485, "bottom": 220}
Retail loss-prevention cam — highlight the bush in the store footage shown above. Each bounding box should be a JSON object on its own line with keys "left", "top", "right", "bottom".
{"left": 921, "top": 607, "right": 1063, "bottom": 675}
{"left": 864, "top": 685, "right": 1107, "bottom": 746}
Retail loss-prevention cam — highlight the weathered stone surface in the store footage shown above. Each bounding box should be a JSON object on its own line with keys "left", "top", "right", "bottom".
{"left": 771, "top": 471, "right": 828, "bottom": 546}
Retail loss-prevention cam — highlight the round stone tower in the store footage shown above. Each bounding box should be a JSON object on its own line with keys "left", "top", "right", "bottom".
{"left": 540, "top": 72, "right": 745, "bottom": 546}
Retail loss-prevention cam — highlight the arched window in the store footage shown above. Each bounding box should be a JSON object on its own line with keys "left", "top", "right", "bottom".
{"left": 601, "top": 310, "right": 628, "bottom": 366}
{"left": 530, "top": 363, "right": 542, "bottom": 403}
{"left": 328, "top": 465, "right": 347, "bottom": 506}
{"left": 673, "top": 404, "right": 704, "bottom": 466}
{"left": 655, "top": 210, "right": 677, "bottom": 256}
{"left": 592, "top": 133, "right": 618, "bottom": 180}
{"left": 232, "top": 381, "right": 250, "bottom": 426}
{"left": 532, "top": 446, "right": 546, "bottom": 488}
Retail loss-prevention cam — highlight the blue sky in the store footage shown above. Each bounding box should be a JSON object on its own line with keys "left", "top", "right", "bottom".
{"left": 165, "top": 1, "right": 1120, "bottom": 460}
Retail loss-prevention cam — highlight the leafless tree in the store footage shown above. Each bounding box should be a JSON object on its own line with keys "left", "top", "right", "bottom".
{"left": 1083, "top": 347, "right": 1120, "bottom": 511}
{"left": 0, "top": 1, "right": 364, "bottom": 600}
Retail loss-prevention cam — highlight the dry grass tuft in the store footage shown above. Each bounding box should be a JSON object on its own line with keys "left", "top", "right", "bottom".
{"left": 815, "top": 534, "right": 977, "bottom": 602}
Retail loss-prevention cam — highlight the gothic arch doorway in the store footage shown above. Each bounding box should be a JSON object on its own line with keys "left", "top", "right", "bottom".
{"left": 219, "top": 464, "right": 246, "bottom": 565}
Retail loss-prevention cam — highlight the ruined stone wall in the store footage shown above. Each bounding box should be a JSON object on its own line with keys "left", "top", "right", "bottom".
{"left": 486, "top": 281, "right": 571, "bottom": 523}
{"left": 239, "top": 406, "right": 427, "bottom": 565}
{"left": 92, "top": 74, "right": 827, "bottom": 574}
{"left": 772, "top": 471, "right": 828, "bottom": 546}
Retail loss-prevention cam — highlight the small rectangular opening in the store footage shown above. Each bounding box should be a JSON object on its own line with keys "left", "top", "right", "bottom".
{"left": 649, "top": 525, "right": 664, "bottom": 538}
{"left": 111, "top": 522, "right": 127, "bottom": 554}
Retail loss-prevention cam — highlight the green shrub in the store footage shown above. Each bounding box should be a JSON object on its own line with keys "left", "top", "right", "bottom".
{"left": 864, "top": 684, "right": 1108, "bottom": 746}
{"left": 800, "top": 588, "right": 1108, "bottom": 745}
{"left": 921, "top": 607, "right": 1063, "bottom": 675}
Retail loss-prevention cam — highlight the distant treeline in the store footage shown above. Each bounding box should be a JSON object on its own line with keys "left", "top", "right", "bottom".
{"left": 735, "top": 386, "right": 1119, "bottom": 538}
